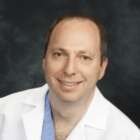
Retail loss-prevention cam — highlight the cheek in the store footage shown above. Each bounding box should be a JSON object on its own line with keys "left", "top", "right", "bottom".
{"left": 45, "top": 59, "right": 64, "bottom": 76}
{"left": 80, "top": 63, "right": 101, "bottom": 80}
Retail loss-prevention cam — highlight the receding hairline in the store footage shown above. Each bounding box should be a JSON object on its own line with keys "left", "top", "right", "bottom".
{"left": 52, "top": 17, "right": 100, "bottom": 33}
{"left": 49, "top": 17, "right": 101, "bottom": 46}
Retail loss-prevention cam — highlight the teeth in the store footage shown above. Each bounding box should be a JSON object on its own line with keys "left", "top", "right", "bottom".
{"left": 61, "top": 81, "right": 78, "bottom": 85}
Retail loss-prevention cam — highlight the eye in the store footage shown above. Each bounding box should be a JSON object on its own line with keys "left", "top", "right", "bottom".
{"left": 54, "top": 53, "right": 63, "bottom": 57}
{"left": 82, "top": 56, "right": 90, "bottom": 60}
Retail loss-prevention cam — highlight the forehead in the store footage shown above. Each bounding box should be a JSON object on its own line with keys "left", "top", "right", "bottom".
{"left": 49, "top": 18, "right": 100, "bottom": 52}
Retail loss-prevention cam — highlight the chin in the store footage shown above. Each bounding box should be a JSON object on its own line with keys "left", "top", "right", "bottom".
{"left": 57, "top": 91, "right": 82, "bottom": 103}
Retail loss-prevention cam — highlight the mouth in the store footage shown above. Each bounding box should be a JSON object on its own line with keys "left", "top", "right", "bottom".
{"left": 60, "top": 81, "right": 79, "bottom": 85}
{"left": 57, "top": 80, "right": 82, "bottom": 90}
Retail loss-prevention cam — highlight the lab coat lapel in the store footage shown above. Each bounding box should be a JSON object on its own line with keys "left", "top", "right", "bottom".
{"left": 22, "top": 84, "right": 49, "bottom": 140}
{"left": 84, "top": 87, "right": 108, "bottom": 140}
{"left": 67, "top": 87, "right": 108, "bottom": 140}
{"left": 66, "top": 114, "right": 87, "bottom": 140}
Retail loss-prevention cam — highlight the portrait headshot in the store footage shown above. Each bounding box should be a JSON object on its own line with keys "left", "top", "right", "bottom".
{"left": 0, "top": 0, "right": 140, "bottom": 140}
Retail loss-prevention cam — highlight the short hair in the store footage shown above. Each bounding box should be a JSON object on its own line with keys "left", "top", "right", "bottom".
{"left": 43, "top": 13, "right": 107, "bottom": 65}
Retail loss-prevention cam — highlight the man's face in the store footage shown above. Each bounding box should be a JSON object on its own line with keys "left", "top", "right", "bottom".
{"left": 43, "top": 19, "right": 107, "bottom": 103}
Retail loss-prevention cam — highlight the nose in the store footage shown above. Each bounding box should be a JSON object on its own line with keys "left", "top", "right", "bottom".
{"left": 63, "top": 57, "right": 77, "bottom": 76}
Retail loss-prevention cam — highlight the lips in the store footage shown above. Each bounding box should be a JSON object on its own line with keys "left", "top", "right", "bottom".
{"left": 58, "top": 80, "right": 81, "bottom": 85}
{"left": 57, "top": 79, "right": 82, "bottom": 90}
{"left": 60, "top": 81, "right": 79, "bottom": 86}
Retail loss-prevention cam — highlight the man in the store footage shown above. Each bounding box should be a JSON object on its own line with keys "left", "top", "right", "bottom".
{"left": 0, "top": 13, "right": 139, "bottom": 140}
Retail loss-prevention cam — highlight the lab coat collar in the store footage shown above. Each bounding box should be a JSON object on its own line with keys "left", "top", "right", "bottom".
{"left": 84, "top": 87, "right": 108, "bottom": 131}
{"left": 67, "top": 87, "right": 108, "bottom": 140}
{"left": 22, "top": 84, "right": 49, "bottom": 106}
{"left": 22, "top": 84, "right": 49, "bottom": 140}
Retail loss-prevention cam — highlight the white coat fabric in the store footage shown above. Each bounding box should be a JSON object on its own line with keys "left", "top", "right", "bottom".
{"left": 0, "top": 84, "right": 140, "bottom": 140}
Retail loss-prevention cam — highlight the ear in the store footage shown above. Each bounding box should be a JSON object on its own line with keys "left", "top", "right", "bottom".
{"left": 43, "top": 59, "right": 45, "bottom": 70}
{"left": 98, "top": 58, "right": 108, "bottom": 80}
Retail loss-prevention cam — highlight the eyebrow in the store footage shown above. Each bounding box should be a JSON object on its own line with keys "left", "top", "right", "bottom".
{"left": 79, "top": 50, "right": 88, "bottom": 54}
{"left": 51, "top": 47, "right": 66, "bottom": 52}
{"left": 51, "top": 47, "right": 94, "bottom": 56}
{"left": 79, "top": 50, "right": 94, "bottom": 56}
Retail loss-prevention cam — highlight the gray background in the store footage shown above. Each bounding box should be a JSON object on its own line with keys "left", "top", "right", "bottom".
{"left": 0, "top": 0, "right": 140, "bottom": 128}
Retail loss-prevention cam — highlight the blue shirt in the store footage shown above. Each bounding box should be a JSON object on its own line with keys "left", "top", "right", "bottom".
{"left": 41, "top": 91, "right": 55, "bottom": 140}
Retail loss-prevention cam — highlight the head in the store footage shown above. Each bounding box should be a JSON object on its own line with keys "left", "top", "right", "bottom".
{"left": 43, "top": 13, "right": 108, "bottom": 104}
{"left": 44, "top": 13, "right": 107, "bottom": 65}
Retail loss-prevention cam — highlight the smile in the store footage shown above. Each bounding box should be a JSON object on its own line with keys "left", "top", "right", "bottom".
{"left": 60, "top": 81, "right": 78, "bottom": 86}
{"left": 58, "top": 79, "right": 82, "bottom": 90}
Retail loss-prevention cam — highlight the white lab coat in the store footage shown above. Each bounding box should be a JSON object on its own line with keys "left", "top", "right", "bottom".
{"left": 0, "top": 84, "right": 139, "bottom": 140}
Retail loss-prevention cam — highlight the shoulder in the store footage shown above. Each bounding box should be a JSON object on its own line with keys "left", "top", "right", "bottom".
{"left": 88, "top": 87, "right": 140, "bottom": 139}
{"left": 0, "top": 84, "right": 48, "bottom": 112}
{"left": 82, "top": 87, "right": 140, "bottom": 140}
{"left": 0, "top": 87, "right": 39, "bottom": 104}
{"left": 101, "top": 93, "right": 140, "bottom": 138}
